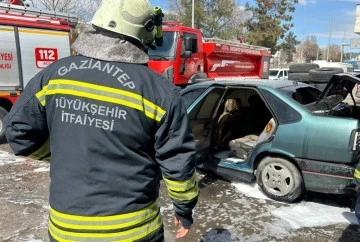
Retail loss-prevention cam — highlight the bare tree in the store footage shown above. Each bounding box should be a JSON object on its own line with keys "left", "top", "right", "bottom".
{"left": 327, "top": 44, "right": 341, "bottom": 62}
{"left": 166, "top": 0, "right": 247, "bottom": 40}
{"left": 28, "top": 0, "right": 100, "bottom": 20}
{"left": 302, "top": 36, "right": 319, "bottom": 63}
{"left": 28, "top": 0, "right": 76, "bottom": 12}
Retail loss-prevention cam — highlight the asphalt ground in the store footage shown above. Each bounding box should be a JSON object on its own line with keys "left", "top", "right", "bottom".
{"left": 0, "top": 143, "right": 359, "bottom": 242}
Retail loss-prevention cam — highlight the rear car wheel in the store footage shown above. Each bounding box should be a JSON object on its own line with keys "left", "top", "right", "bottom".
{"left": 0, "top": 107, "right": 8, "bottom": 144}
{"left": 256, "top": 157, "right": 303, "bottom": 202}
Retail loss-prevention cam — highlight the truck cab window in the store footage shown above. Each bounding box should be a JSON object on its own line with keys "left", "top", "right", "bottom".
{"left": 183, "top": 33, "right": 198, "bottom": 54}
{"left": 148, "top": 31, "right": 177, "bottom": 59}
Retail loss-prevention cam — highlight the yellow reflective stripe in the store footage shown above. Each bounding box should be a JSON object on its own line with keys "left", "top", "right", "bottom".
{"left": 49, "top": 213, "right": 162, "bottom": 241}
{"left": 48, "top": 79, "right": 166, "bottom": 118}
{"left": 167, "top": 184, "right": 199, "bottom": 201}
{"left": 36, "top": 85, "right": 48, "bottom": 106}
{"left": 50, "top": 202, "right": 159, "bottom": 230}
{"left": 19, "top": 28, "right": 69, "bottom": 37}
{"left": 163, "top": 171, "right": 199, "bottom": 201}
{"left": 34, "top": 79, "right": 166, "bottom": 122}
{"left": 163, "top": 171, "right": 197, "bottom": 192}
{"left": 0, "top": 27, "right": 14, "bottom": 32}
{"left": 50, "top": 202, "right": 157, "bottom": 222}
{"left": 28, "top": 138, "right": 51, "bottom": 161}
{"left": 355, "top": 168, "right": 360, "bottom": 179}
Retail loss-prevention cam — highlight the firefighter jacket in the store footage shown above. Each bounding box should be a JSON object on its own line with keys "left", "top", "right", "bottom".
{"left": 4, "top": 55, "right": 199, "bottom": 241}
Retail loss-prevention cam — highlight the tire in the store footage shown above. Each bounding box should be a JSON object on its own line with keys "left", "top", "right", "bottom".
{"left": 289, "top": 63, "right": 319, "bottom": 73}
{"left": 309, "top": 67, "right": 344, "bottom": 83}
{"left": 256, "top": 157, "right": 304, "bottom": 203}
{"left": 0, "top": 107, "right": 8, "bottom": 144}
{"left": 288, "top": 72, "right": 309, "bottom": 82}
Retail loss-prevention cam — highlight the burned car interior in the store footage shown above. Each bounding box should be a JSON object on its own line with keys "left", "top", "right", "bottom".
{"left": 212, "top": 88, "right": 274, "bottom": 162}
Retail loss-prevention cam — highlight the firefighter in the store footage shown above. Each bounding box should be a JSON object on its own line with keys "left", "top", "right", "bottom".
{"left": 4, "top": 0, "right": 199, "bottom": 241}
{"left": 355, "top": 164, "right": 360, "bottom": 223}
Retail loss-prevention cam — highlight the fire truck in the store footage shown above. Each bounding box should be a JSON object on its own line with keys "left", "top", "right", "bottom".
{"left": 148, "top": 22, "right": 271, "bottom": 86}
{"left": 0, "top": 2, "right": 77, "bottom": 140}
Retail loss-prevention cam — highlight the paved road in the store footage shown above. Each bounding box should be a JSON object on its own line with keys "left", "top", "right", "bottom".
{"left": 0, "top": 143, "right": 359, "bottom": 242}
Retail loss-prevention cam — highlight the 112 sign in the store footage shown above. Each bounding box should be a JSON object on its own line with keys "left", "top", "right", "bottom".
{"left": 35, "top": 48, "right": 58, "bottom": 68}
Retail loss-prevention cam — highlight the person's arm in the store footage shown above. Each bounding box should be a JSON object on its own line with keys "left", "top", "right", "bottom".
{"left": 154, "top": 88, "right": 199, "bottom": 238}
{"left": 4, "top": 70, "right": 50, "bottom": 160}
{"left": 355, "top": 164, "right": 360, "bottom": 223}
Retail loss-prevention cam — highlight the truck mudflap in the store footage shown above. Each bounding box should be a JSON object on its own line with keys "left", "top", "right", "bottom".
{"left": 295, "top": 158, "right": 355, "bottom": 194}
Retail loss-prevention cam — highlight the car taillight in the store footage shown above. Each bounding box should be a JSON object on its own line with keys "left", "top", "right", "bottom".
{"left": 353, "top": 131, "right": 360, "bottom": 150}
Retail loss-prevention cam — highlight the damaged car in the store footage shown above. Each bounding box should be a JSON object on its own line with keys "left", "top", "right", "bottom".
{"left": 181, "top": 74, "right": 360, "bottom": 203}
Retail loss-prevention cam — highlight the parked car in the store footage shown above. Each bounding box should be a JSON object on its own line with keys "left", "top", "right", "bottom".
{"left": 181, "top": 74, "right": 360, "bottom": 203}
{"left": 269, "top": 68, "right": 289, "bottom": 81}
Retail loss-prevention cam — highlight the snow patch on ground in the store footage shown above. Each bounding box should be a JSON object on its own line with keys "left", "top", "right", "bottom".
{"left": 232, "top": 182, "right": 269, "bottom": 200}
{"left": 232, "top": 181, "right": 358, "bottom": 229}
{"left": 18, "top": 234, "right": 44, "bottom": 242}
{"left": 33, "top": 167, "right": 50, "bottom": 172}
{"left": 271, "top": 202, "right": 358, "bottom": 229}
{"left": 0, "top": 151, "right": 26, "bottom": 165}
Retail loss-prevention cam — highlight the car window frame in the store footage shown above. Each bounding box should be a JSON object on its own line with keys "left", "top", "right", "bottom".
{"left": 186, "top": 86, "right": 225, "bottom": 120}
{"left": 261, "top": 89, "right": 302, "bottom": 124}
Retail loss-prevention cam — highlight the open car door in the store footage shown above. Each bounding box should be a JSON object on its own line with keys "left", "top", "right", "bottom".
{"left": 182, "top": 87, "right": 225, "bottom": 165}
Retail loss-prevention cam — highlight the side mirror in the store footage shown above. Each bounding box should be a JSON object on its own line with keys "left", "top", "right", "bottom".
{"left": 181, "top": 50, "right": 192, "bottom": 58}
{"left": 183, "top": 36, "right": 192, "bottom": 52}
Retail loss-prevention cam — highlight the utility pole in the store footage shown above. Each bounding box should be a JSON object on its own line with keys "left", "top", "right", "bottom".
{"left": 341, "top": 29, "right": 348, "bottom": 63}
{"left": 327, "top": 16, "right": 333, "bottom": 61}
{"left": 191, "top": 0, "right": 194, "bottom": 28}
{"left": 327, "top": 2, "right": 335, "bottom": 61}
{"left": 317, "top": 47, "right": 320, "bottom": 60}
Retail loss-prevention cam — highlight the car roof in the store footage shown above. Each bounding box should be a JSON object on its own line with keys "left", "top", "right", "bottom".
{"left": 186, "top": 79, "right": 309, "bottom": 91}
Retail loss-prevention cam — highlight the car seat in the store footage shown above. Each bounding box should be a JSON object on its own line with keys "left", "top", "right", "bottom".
{"left": 229, "top": 118, "right": 276, "bottom": 159}
{"left": 215, "top": 99, "right": 240, "bottom": 149}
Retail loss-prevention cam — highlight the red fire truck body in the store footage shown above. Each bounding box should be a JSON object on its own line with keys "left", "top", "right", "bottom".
{"left": 0, "top": 2, "right": 77, "bottom": 138}
{"left": 148, "top": 22, "right": 271, "bottom": 86}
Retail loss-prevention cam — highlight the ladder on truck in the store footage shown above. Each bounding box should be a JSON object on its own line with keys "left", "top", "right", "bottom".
{"left": 203, "top": 38, "right": 271, "bottom": 52}
{"left": 0, "top": 2, "right": 78, "bottom": 27}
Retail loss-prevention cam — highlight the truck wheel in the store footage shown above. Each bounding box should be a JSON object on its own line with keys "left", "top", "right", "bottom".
{"left": 0, "top": 107, "right": 8, "bottom": 144}
{"left": 289, "top": 63, "right": 319, "bottom": 73}
{"left": 256, "top": 157, "right": 304, "bottom": 203}
{"left": 288, "top": 73, "right": 309, "bottom": 82}
{"left": 309, "top": 67, "right": 344, "bottom": 83}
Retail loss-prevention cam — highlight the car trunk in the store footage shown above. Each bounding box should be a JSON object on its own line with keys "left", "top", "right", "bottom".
{"left": 306, "top": 73, "right": 360, "bottom": 119}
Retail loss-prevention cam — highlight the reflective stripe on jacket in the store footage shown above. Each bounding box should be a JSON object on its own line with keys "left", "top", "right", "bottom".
{"left": 4, "top": 55, "right": 199, "bottom": 241}
{"left": 355, "top": 166, "right": 360, "bottom": 182}
{"left": 49, "top": 202, "right": 162, "bottom": 241}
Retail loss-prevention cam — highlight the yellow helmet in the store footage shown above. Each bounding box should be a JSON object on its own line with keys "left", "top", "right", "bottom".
{"left": 91, "top": 0, "right": 156, "bottom": 48}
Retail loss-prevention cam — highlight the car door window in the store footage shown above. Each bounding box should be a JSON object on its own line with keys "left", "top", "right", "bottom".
{"left": 181, "top": 88, "right": 206, "bottom": 109}
{"left": 189, "top": 88, "right": 224, "bottom": 120}
{"left": 262, "top": 89, "right": 302, "bottom": 124}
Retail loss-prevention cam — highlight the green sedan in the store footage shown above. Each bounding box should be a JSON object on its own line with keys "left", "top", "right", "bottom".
{"left": 181, "top": 73, "right": 360, "bottom": 202}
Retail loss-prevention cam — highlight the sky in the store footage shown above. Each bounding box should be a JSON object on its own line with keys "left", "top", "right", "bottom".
{"left": 149, "top": 0, "right": 360, "bottom": 52}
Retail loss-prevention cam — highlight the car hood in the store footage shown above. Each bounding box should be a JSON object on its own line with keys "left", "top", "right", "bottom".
{"left": 317, "top": 73, "right": 360, "bottom": 104}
